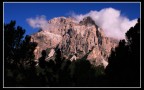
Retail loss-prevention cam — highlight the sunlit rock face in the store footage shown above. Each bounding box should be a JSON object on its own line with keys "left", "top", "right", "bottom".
{"left": 31, "top": 16, "right": 118, "bottom": 67}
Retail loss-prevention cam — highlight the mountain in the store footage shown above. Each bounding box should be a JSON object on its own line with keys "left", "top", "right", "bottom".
{"left": 31, "top": 16, "right": 118, "bottom": 68}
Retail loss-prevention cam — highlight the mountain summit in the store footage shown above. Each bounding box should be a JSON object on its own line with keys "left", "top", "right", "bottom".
{"left": 80, "top": 16, "right": 96, "bottom": 26}
{"left": 31, "top": 16, "right": 118, "bottom": 67}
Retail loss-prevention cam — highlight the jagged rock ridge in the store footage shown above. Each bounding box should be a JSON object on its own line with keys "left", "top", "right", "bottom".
{"left": 31, "top": 16, "right": 118, "bottom": 67}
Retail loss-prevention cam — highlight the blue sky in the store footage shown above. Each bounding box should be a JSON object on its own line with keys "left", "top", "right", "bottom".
{"left": 4, "top": 2, "right": 140, "bottom": 36}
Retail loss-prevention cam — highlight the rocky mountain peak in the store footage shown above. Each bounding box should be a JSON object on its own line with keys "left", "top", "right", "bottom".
{"left": 48, "top": 16, "right": 74, "bottom": 25}
{"left": 79, "top": 16, "right": 96, "bottom": 26}
{"left": 31, "top": 16, "right": 118, "bottom": 67}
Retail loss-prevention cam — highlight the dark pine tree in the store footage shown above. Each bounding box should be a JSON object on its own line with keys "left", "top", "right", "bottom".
{"left": 105, "top": 18, "right": 140, "bottom": 87}
{"left": 39, "top": 50, "right": 47, "bottom": 69}
{"left": 4, "top": 20, "right": 38, "bottom": 87}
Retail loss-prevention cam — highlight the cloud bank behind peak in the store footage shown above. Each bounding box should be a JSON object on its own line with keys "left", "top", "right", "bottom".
{"left": 71, "top": 7, "right": 137, "bottom": 40}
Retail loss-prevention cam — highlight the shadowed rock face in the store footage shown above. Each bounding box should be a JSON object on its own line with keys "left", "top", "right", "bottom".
{"left": 31, "top": 16, "right": 118, "bottom": 67}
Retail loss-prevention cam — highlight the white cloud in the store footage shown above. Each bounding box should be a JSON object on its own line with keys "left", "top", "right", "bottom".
{"left": 71, "top": 7, "right": 137, "bottom": 40}
{"left": 26, "top": 15, "right": 49, "bottom": 30}
{"left": 27, "top": 15, "right": 63, "bottom": 31}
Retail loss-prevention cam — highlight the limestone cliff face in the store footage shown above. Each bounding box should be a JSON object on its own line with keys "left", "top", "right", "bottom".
{"left": 31, "top": 16, "right": 118, "bottom": 67}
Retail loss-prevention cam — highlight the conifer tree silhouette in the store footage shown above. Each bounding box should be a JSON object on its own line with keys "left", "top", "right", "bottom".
{"left": 105, "top": 18, "right": 140, "bottom": 87}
